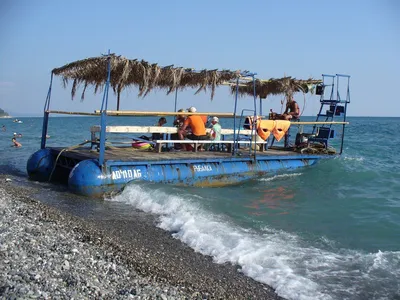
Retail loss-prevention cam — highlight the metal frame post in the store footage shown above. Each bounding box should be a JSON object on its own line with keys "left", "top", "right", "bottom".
{"left": 174, "top": 88, "right": 178, "bottom": 112}
{"left": 98, "top": 51, "right": 112, "bottom": 166}
{"left": 339, "top": 75, "right": 351, "bottom": 154}
{"left": 232, "top": 77, "right": 239, "bottom": 155}
{"left": 41, "top": 73, "right": 53, "bottom": 149}
{"left": 252, "top": 74, "right": 258, "bottom": 157}
{"left": 340, "top": 101, "right": 348, "bottom": 154}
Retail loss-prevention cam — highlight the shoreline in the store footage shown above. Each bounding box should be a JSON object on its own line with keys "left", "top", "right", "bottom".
{"left": 0, "top": 175, "right": 283, "bottom": 299}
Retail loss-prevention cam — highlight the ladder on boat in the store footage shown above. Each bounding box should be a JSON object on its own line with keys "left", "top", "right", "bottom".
{"left": 309, "top": 74, "right": 350, "bottom": 153}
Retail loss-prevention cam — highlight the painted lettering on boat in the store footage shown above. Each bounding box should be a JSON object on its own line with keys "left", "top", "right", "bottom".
{"left": 193, "top": 164, "right": 212, "bottom": 172}
{"left": 112, "top": 169, "right": 142, "bottom": 180}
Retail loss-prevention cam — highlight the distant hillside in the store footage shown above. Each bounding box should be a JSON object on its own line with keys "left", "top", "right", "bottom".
{"left": 0, "top": 108, "right": 9, "bottom": 117}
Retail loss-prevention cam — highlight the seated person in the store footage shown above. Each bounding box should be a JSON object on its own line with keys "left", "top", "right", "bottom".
{"left": 281, "top": 97, "right": 300, "bottom": 120}
{"left": 171, "top": 109, "right": 186, "bottom": 149}
{"left": 151, "top": 117, "right": 167, "bottom": 140}
{"left": 206, "top": 116, "right": 223, "bottom": 151}
{"left": 269, "top": 98, "right": 300, "bottom": 121}
{"left": 209, "top": 116, "right": 221, "bottom": 141}
{"left": 173, "top": 109, "right": 186, "bottom": 128}
{"left": 157, "top": 117, "right": 167, "bottom": 126}
{"left": 12, "top": 137, "right": 22, "bottom": 147}
{"left": 178, "top": 106, "right": 208, "bottom": 151}
{"left": 187, "top": 106, "right": 208, "bottom": 125}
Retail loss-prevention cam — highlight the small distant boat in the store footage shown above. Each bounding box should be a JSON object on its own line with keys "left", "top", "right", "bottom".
{"left": 13, "top": 119, "right": 23, "bottom": 123}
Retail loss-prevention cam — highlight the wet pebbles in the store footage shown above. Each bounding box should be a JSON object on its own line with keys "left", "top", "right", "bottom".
{"left": 0, "top": 176, "right": 282, "bottom": 299}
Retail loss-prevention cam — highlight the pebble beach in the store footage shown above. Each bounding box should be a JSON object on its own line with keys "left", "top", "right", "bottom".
{"left": 0, "top": 175, "right": 282, "bottom": 299}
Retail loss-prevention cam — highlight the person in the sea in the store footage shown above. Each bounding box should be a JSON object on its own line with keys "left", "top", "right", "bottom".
{"left": 151, "top": 117, "right": 167, "bottom": 141}
{"left": 2, "top": 125, "right": 6, "bottom": 132}
{"left": 11, "top": 137, "right": 22, "bottom": 147}
{"left": 178, "top": 106, "right": 208, "bottom": 151}
{"left": 13, "top": 132, "right": 22, "bottom": 138}
{"left": 281, "top": 97, "right": 300, "bottom": 120}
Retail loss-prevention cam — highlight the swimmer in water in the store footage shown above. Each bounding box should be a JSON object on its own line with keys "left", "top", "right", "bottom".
{"left": 12, "top": 137, "right": 22, "bottom": 147}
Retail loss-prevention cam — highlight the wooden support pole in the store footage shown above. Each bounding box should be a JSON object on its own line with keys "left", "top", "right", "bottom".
{"left": 93, "top": 110, "right": 236, "bottom": 118}
{"left": 46, "top": 110, "right": 99, "bottom": 116}
{"left": 46, "top": 110, "right": 349, "bottom": 125}
{"left": 294, "top": 121, "right": 349, "bottom": 125}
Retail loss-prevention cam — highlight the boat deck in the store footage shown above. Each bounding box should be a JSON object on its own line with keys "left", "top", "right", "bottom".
{"left": 50, "top": 146, "right": 308, "bottom": 163}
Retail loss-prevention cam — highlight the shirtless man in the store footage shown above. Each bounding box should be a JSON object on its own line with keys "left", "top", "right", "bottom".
{"left": 282, "top": 98, "right": 300, "bottom": 120}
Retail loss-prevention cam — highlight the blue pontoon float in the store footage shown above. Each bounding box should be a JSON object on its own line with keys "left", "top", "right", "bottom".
{"left": 27, "top": 53, "right": 350, "bottom": 197}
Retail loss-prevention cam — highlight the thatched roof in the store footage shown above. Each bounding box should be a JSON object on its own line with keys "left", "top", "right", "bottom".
{"left": 231, "top": 77, "right": 322, "bottom": 99}
{"left": 52, "top": 54, "right": 242, "bottom": 104}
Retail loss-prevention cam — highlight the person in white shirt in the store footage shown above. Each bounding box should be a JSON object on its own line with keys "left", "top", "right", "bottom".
{"left": 210, "top": 116, "right": 221, "bottom": 141}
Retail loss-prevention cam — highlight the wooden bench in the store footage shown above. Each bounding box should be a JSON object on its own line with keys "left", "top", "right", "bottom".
{"left": 90, "top": 125, "right": 255, "bottom": 136}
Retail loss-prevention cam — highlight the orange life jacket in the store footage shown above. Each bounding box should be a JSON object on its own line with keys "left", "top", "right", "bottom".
{"left": 272, "top": 120, "right": 291, "bottom": 141}
{"left": 257, "top": 120, "right": 275, "bottom": 141}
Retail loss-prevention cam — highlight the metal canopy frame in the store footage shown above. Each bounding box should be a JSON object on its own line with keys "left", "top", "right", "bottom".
{"left": 40, "top": 52, "right": 349, "bottom": 169}
{"left": 40, "top": 51, "right": 259, "bottom": 166}
{"left": 310, "top": 74, "right": 350, "bottom": 154}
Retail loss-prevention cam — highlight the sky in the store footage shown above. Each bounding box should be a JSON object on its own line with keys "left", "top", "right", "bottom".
{"left": 0, "top": 0, "right": 399, "bottom": 117}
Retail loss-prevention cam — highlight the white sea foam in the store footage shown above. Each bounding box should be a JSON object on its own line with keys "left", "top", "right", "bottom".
{"left": 109, "top": 184, "right": 400, "bottom": 300}
{"left": 342, "top": 155, "right": 364, "bottom": 161}
{"left": 258, "top": 172, "right": 303, "bottom": 182}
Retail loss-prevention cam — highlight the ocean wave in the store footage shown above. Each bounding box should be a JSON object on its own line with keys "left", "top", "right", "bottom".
{"left": 258, "top": 172, "right": 303, "bottom": 182}
{"left": 105, "top": 184, "right": 398, "bottom": 300}
{"left": 342, "top": 156, "right": 365, "bottom": 161}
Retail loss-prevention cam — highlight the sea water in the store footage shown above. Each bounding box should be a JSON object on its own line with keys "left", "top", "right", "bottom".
{"left": 0, "top": 116, "right": 399, "bottom": 300}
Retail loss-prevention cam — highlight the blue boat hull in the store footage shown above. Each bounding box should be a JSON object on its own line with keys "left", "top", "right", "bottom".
{"left": 27, "top": 149, "right": 321, "bottom": 196}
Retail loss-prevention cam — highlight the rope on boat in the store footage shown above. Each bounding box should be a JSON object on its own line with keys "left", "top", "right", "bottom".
{"left": 104, "top": 142, "right": 122, "bottom": 150}
{"left": 48, "top": 140, "right": 91, "bottom": 182}
{"left": 299, "top": 143, "right": 336, "bottom": 155}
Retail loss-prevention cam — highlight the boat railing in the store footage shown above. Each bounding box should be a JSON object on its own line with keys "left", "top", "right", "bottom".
{"left": 89, "top": 125, "right": 260, "bottom": 152}
{"left": 93, "top": 110, "right": 237, "bottom": 118}
{"left": 90, "top": 125, "right": 255, "bottom": 135}
{"left": 89, "top": 120, "right": 348, "bottom": 153}
{"left": 45, "top": 110, "right": 349, "bottom": 154}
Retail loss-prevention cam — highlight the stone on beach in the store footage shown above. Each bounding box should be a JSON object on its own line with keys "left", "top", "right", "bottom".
{"left": 0, "top": 174, "right": 282, "bottom": 299}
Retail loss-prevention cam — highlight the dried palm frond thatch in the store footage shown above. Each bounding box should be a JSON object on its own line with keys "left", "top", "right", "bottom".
{"left": 52, "top": 54, "right": 241, "bottom": 108}
{"left": 231, "top": 77, "right": 322, "bottom": 99}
